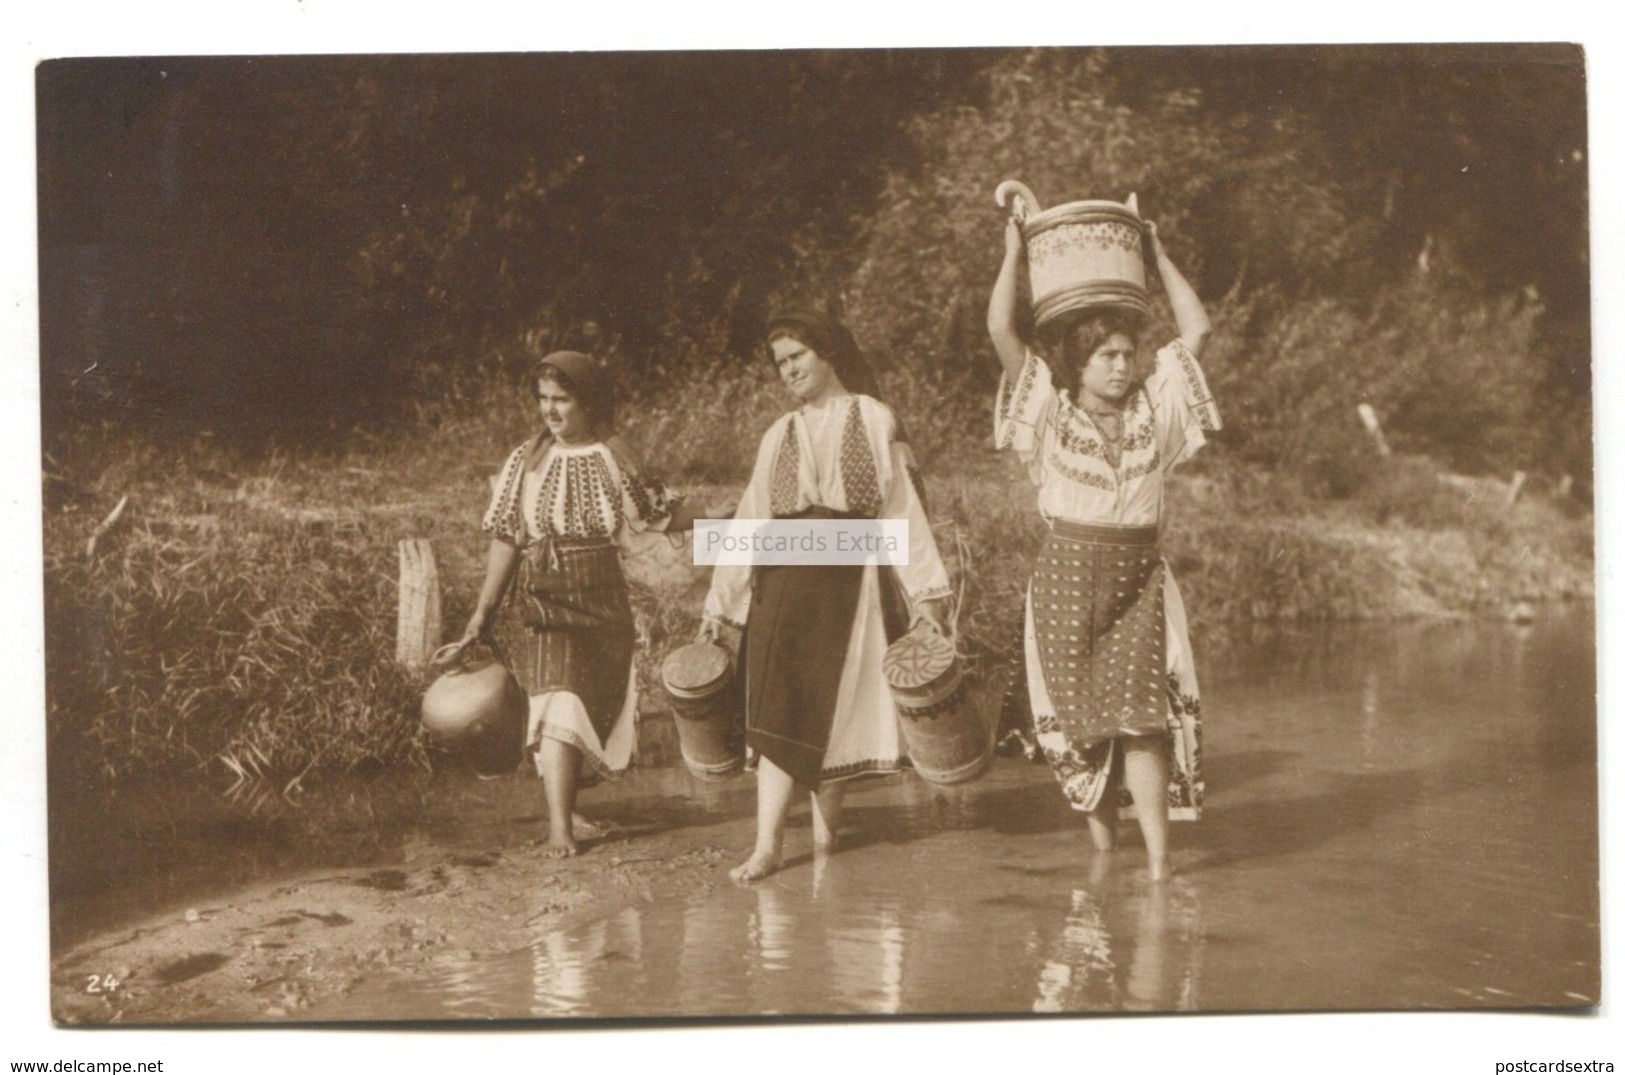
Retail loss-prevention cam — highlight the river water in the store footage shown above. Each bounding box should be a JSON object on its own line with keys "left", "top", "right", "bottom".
{"left": 304, "top": 604, "right": 1599, "bottom": 1019}
{"left": 50, "top": 604, "right": 1600, "bottom": 1018}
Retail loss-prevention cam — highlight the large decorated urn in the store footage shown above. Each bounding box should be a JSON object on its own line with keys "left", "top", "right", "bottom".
{"left": 995, "top": 180, "right": 1151, "bottom": 328}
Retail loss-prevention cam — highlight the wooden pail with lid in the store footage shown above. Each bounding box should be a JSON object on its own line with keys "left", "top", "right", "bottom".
{"left": 996, "top": 180, "right": 1150, "bottom": 330}
{"left": 660, "top": 641, "right": 744, "bottom": 780}
{"left": 420, "top": 642, "right": 528, "bottom": 776}
{"left": 883, "top": 625, "right": 992, "bottom": 785}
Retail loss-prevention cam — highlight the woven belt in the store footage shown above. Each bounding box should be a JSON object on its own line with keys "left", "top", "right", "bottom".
{"left": 526, "top": 535, "right": 617, "bottom": 574}
{"left": 1048, "top": 519, "right": 1159, "bottom": 547}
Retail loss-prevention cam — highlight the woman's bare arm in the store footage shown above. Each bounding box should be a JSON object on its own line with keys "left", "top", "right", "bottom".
{"left": 458, "top": 538, "right": 520, "bottom": 646}
{"left": 1148, "top": 222, "right": 1211, "bottom": 358}
{"left": 987, "top": 217, "right": 1029, "bottom": 380}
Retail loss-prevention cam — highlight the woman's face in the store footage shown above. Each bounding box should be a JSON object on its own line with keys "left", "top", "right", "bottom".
{"left": 1077, "top": 332, "right": 1138, "bottom": 408}
{"left": 536, "top": 377, "right": 593, "bottom": 442}
{"left": 772, "top": 335, "right": 843, "bottom": 404}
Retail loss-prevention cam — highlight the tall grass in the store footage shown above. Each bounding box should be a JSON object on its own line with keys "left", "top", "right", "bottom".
{"left": 46, "top": 506, "right": 429, "bottom": 783}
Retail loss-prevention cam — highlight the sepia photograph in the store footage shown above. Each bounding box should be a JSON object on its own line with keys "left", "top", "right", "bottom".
{"left": 6, "top": 5, "right": 1619, "bottom": 1071}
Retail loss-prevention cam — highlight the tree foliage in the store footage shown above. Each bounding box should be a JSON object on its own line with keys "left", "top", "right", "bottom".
{"left": 37, "top": 46, "right": 1589, "bottom": 485}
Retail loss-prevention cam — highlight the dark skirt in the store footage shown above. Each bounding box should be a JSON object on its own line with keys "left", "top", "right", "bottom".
{"left": 509, "top": 541, "right": 635, "bottom": 754}
{"left": 743, "top": 562, "right": 865, "bottom": 789}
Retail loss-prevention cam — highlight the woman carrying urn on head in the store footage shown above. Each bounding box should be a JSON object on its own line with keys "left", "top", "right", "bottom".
{"left": 988, "top": 211, "right": 1216, "bottom": 882}
{"left": 700, "top": 308, "right": 953, "bottom": 883}
{"left": 456, "top": 351, "right": 703, "bottom": 858}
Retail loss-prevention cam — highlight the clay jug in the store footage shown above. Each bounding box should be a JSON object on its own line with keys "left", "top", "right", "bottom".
{"left": 421, "top": 641, "right": 527, "bottom": 775}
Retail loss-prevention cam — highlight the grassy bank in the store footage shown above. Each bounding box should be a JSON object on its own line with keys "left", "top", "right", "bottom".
{"left": 42, "top": 368, "right": 1593, "bottom": 785}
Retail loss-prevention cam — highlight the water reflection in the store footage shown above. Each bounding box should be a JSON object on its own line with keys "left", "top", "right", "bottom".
{"left": 68, "top": 604, "right": 1599, "bottom": 1020}
{"left": 437, "top": 845, "right": 1208, "bottom": 1019}
{"left": 1033, "top": 865, "right": 1204, "bottom": 1013}
{"left": 527, "top": 906, "right": 644, "bottom": 1017}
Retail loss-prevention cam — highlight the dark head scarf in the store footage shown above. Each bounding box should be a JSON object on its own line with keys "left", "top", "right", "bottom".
{"left": 765, "top": 307, "right": 882, "bottom": 402}
{"left": 534, "top": 350, "right": 614, "bottom": 432}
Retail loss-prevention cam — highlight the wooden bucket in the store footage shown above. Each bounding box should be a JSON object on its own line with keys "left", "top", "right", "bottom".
{"left": 661, "top": 642, "right": 744, "bottom": 780}
{"left": 883, "top": 626, "right": 992, "bottom": 785}
{"left": 420, "top": 642, "right": 528, "bottom": 776}
{"left": 996, "top": 181, "right": 1150, "bottom": 330}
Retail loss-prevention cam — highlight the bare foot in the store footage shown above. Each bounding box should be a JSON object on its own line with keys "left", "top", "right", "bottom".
{"left": 1146, "top": 855, "right": 1170, "bottom": 882}
{"left": 729, "top": 849, "right": 783, "bottom": 883}
{"left": 540, "top": 830, "right": 580, "bottom": 858}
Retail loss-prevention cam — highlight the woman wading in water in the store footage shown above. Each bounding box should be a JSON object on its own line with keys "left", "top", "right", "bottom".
{"left": 457, "top": 351, "right": 700, "bottom": 857}
{"left": 701, "top": 308, "right": 952, "bottom": 882}
{"left": 988, "top": 218, "right": 1216, "bottom": 881}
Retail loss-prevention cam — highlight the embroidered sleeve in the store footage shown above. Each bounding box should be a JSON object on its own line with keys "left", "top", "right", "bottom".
{"left": 1149, "top": 338, "right": 1220, "bottom": 430}
{"left": 480, "top": 443, "right": 530, "bottom": 546}
{"left": 604, "top": 436, "right": 685, "bottom": 534}
{"left": 624, "top": 473, "right": 682, "bottom": 532}
{"left": 994, "top": 348, "right": 1058, "bottom": 488}
{"left": 1148, "top": 338, "right": 1221, "bottom": 470}
{"left": 994, "top": 347, "right": 1057, "bottom": 458}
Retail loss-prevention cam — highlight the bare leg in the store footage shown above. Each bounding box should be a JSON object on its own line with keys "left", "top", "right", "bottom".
{"left": 811, "top": 781, "right": 847, "bottom": 850}
{"left": 731, "top": 756, "right": 797, "bottom": 882}
{"left": 1122, "top": 737, "right": 1172, "bottom": 881}
{"left": 538, "top": 737, "right": 583, "bottom": 858}
{"left": 1084, "top": 746, "right": 1122, "bottom": 852}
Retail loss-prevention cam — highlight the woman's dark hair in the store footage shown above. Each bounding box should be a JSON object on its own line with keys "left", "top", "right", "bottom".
{"left": 1045, "top": 306, "right": 1148, "bottom": 396}
{"left": 765, "top": 307, "right": 881, "bottom": 401}
{"left": 534, "top": 352, "right": 614, "bottom": 431}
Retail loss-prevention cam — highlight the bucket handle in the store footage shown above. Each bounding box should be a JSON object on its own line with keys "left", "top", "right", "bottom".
{"left": 995, "top": 180, "right": 1040, "bottom": 225}
{"left": 911, "top": 524, "right": 970, "bottom": 649}
{"left": 429, "top": 635, "right": 512, "bottom": 671}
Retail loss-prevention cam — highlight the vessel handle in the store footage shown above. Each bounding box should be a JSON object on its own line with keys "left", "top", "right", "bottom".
{"left": 994, "top": 179, "right": 1040, "bottom": 225}
{"left": 429, "top": 641, "right": 472, "bottom": 669}
{"left": 429, "top": 635, "right": 513, "bottom": 671}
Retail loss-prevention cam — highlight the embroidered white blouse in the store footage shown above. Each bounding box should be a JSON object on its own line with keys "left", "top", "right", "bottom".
{"left": 703, "top": 393, "right": 952, "bottom": 628}
{"left": 482, "top": 438, "right": 679, "bottom": 548}
{"left": 994, "top": 338, "right": 1221, "bottom": 526}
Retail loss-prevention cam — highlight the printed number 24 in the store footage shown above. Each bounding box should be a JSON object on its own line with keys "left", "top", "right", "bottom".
{"left": 86, "top": 974, "right": 122, "bottom": 994}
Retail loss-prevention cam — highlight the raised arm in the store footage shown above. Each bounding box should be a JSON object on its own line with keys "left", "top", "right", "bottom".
{"left": 986, "top": 217, "right": 1029, "bottom": 380}
{"left": 1147, "top": 221, "right": 1211, "bottom": 358}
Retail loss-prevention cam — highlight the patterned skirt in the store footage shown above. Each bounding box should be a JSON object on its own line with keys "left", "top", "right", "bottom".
{"left": 509, "top": 540, "right": 636, "bottom": 777}
{"left": 1024, "top": 520, "right": 1203, "bottom": 818}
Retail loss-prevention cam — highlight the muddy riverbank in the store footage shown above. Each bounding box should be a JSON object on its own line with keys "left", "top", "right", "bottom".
{"left": 50, "top": 773, "right": 754, "bottom": 1024}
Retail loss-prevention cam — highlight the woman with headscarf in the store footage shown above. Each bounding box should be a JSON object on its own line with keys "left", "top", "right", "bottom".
{"left": 700, "top": 308, "right": 953, "bottom": 882}
{"left": 987, "top": 219, "right": 1215, "bottom": 882}
{"left": 456, "top": 351, "right": 699, "bottom": 857}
